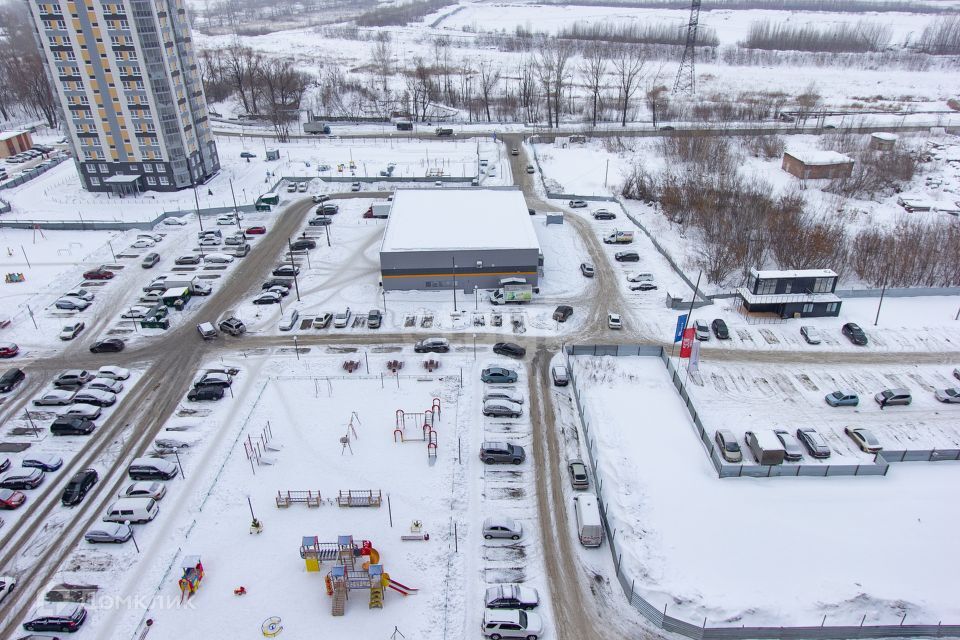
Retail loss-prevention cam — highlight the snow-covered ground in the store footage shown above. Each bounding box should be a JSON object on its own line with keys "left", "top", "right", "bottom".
{"left": 571, "top": 354, "right": 960, "bottom": 627}
{"left": 19, "top": 350, "right": 552, "bottom": 640}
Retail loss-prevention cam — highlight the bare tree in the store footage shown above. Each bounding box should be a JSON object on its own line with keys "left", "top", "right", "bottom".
{"left": 477, "top": 59, "right": 501, "bottom": 123}
{"left": 258, "top": 58, "right": 310, "bottom": 141}
{"left": 406, "top": 57, "right": 435, "bottom": 122}
{"left": 550, "top": 42, "right": 575, "bottom": 128}
{"left": 224, "top": 42, "right": 263, "bottom": 114}
{"left": 371, "top": 32, "right": 393, "bottom": 96}
{"left": 580, "top": 42, "right": 608, "bottom": 127}
{"left": 533, "top": 50, "right": 555, "bottom": 127}
{"left": 516, "top": 57, "right": 539, "bottom": 123}
{"left": 611, "top": 45, "right": 646, "bottom": 127}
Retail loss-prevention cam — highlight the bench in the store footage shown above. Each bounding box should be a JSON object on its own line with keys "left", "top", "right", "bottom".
{"left": 275, "top": 490, "right": 322, "bottom": 508}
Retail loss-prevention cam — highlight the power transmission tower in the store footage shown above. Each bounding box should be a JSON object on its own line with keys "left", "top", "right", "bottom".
{"left": 673, "top": 0, "right": 702, "bottom": 96}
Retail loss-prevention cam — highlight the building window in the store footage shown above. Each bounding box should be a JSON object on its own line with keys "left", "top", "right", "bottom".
{"left": 155, "top": 163, "right": 164, "bottom": 172}
{"left": 98, "top": 163, "right": 108, "bottom": 172}
{"left": 826, "top": 302, "right": 839, "bottom": 313}
{"left": 84, "top": 165, "right": 94, "bottom": 173}
{"left": 90, "top": 177, "right": 100, "bottom": 185}
{"left": 146, "top": 176, "right": 156, "bottom": 185}
{"left": 159, "top": 176, "right": 169, "bottom": 185}
{"left": 758, "top": 279, "right": 776, "bottom": 295}
{"left": 143, "top": 164, "right": 152, "bottom": 173}
{"left": 813, "top": 277, "right": 833, "bottom": 293}
{"left": 802, "top": 303, "right": 814, "bottom": 313}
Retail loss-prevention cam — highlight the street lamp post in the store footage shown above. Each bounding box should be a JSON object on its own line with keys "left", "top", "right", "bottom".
{"left": 287, "top": 238, "right": 302, "bottom": 301}
{"left": 452, "top": 257, "right": 458, "bottom": 312}
{"left": 125, "top": 520, "right": 140, "bottom": 553}
{"left": 193, "top": 184, "right": 203, "bottom": 231}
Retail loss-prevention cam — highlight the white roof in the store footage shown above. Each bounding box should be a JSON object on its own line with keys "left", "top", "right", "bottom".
{"left": 0, "top": 131, "right": 26, "bottom": 142}
{"left": 750, "top": 430, "right": 785, "bottom": 451}
{"left": 871, "top": 132, "right": 898, "bottom": 141}
{"left": 784, "top": 150, "right": 853, "bottom": 166}
{"left": 380, "top": 189, "right": 539, "bottom": 253}
{"left": 573, "top": 494, "right": 602, "bottom": 526}
{"left": 751, "top": 268, "right": 837, "bottom": 280}
{"left": 737, "top": 287, "right": 841, "bottom": 305}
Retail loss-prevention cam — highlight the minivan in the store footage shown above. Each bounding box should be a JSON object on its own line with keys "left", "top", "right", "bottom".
{"left": 103, "top": 497, "right": 159, "bottom": 524}
{"left": 744, "top": 430, "right": 785, "bottom": 465}
{"left": 551, "top": 365, "right": 569, "bottom": 387}
{"left": 573, "top": 494, "right": 604, "bottom": 547}
{"left": 875, "top": 388, "right": 912, "bottom": 406}
{"left": 279, "top": 309, "right": 300, "bottom": 331}
{"left": 128, "top": 457, "right": 179, "bottom": 480}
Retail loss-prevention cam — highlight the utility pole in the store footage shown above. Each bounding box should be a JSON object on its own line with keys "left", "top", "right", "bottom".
{"left": 874, "top": 280, "right": 887, "bottom": 326}
{"left": 452, "top": 257, "right": 458, "bottom": 312}
{"left": 673, "top": 0, "right": 702, "bottom": 96}
{"left": 229, "top": 179, "right": 240, "bottom": 230}
{"left": 193, "top": 184, "right": 204, "bottom": 231}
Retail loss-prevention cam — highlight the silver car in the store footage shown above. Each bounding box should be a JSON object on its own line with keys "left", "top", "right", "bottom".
{"left": 773, "top": 429, "right": 803, "bottom": 462}
{"left": 482, "top": 399, "right": 523, "bottom": 418}
{"left": 714, "top": 429, "right": 742, "bottom": 462}
{"left": 85, "top": 522, "right": 132, "bottom": 544}
{"left": 88, "top": 378, "right": 123, "bottom": 394}
{"left": 483, "top": 390, "right": 524, "bottom": 405}
{"left": 800, "top": 326, "right": 822, "bottom": 344}
{"left": 482, "top": 516, "right": 522, "bottom": 540}
{"left": 120, "top": 481, "right": 167, "bottom": 501}
{"left": 934, "top": 388, "right": 960, "bottom": 403}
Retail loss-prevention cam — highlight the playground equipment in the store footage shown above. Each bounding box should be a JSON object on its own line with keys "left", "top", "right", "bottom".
{"left": 423, "top": 359, "right": 441, "bottom": 372}
{"left": 401, "top": 520, "right": 430, "bottom": 542}
{"left": 261, "top": 616, "right": 283, "bottom": 637}
{"left": 178, "top": 555, "right": 204, "bottom": 603}
{"left": 244, "top": 423, "right": 278, "bottom": 474}
{"left": 4, "top": 273, "right": 25, "bottom": 283}
{"left": 276, "top": 490, "right": 322, "bottom": 508}
{"left": 340, "top": 412, "right": 360, "bottom": 455}
{"left": 336, "top": 490, "right": 382, "bottom": 507}
{"left": 393, "top": 399, "right": 441, "bottom": 461}
{"left": 299, "top": 534, "right": 418, "bottom": 616}
{"left": 343, "top": 360, "right": 361, "bottom": 373}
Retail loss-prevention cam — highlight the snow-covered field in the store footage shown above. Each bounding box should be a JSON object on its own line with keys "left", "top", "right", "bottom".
{"left": 571, "top": 354, "right": 960, "bottom": 627}
{"left": 18, "top": 350, "right": 550, "bottom": 640}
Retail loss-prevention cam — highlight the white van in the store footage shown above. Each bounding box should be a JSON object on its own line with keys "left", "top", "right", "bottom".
{"left": 279, "top": 309, "right": 300, "bottom": 331}
{"left": 573, "top": 494, "right": 604, "bottom": 547}
{"left": 103, "top": 497, "right": 159, "bottom": 524}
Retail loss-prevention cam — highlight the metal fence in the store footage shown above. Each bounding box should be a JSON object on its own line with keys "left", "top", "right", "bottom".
{"left": 0, "top": 153, "right": 70, "bottom": 191}
{"left": 0, "top": 203, "right": 259, "bottom": 231}
{"left": 564, "top": 344, "right": 960, "bottom": 640}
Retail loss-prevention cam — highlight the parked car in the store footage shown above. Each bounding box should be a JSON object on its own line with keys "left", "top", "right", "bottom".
{"left": 614, "top": 251, "right": 639, "bottom": 262}
{"left": 245, "top": 226, "right": 267, "bottom": 235}
{"left": 272, "top": 265, "right": 299, "bottom": 277}
{"left": 481, "top": 367, "right": 518, "bottom": 384}
{"left": 318, "top": 203, "right": 339, "bottom": 215}
{"left": 592, "top": 209, "right": 616, "bottom": 220}
{"left": 194, "top": 372, "right": 232, "bottom": 388}
{"left": 796, "top": 427, "right": 831, "bottom": 459}
{"left": 61, "top": 468, "right": 98, "bottom": 506}
{"left": 568, "top": 199, "right": 588, "bottom": 208}
{"left": 313, "top": 312, "right": 332, "bottom": 329}
{"left": 290, "top": 239, "right": 316, "bottom": 251}
{"left": 60, "top": 403, "right": 101, "bottom": 420}
{"left": 120, "top": 481, "right": 167, "bottom": 501}
{"left": 97, "top": 365, "right": 130, "bottom": 380}
{"left": 551, "top": 365, "right": 569, "bottom": 386}
{"left": 141, "top": 253, "right": 160, "bottom": 269}
{"left": 481, "top": 609, "right": 542, "bottom": 640}
{"left": 73, "top": 389, "right": 116, "bottom": 407}
{"left": 204, "top": 252, "right": 234, "bottom": 264}
{"left": 367, "top": 309, "right": 382, "bottom": 329}
{"left": 825, "top": 391, "right": 859, "bottom": 407}
{"left": 54, "top": 370, "right": 94, "bottom": 388}
{"left": 22, "top": 453, "right": 63, "bottom": 471}
{"left": 483, "top": 399, "right": 523, "bottom": 418}
{"left": 253, "top": 292, "right": 282, "bottom": 305}
{"left": 552, "top": 305, "right": 573, "bottom": 323}
{"left": 0, "top": 488, "right": 25, "bottom": 509}
{"left": 607, "top": 313, "right": 623, "bottom": 329}
{"left": 333, "top": 308, "right": 352, "bottom": 328}
{"left": 714, "top": 429, "right": 742, "bottom": 462}
{"left": 842, "top": 322, "right": 868, "bottom": 346}
{"left": 0, "top": 367, "right": 25, "bottom": 393}
{"left": 631, "top": 282, "right": 658, "bottom": 291}
{"left": 131, "top": 238, "right": 155, "bottom": 249}
{"left": 845, "top": 426, "right": 882, "bottom": 453}
{"left": 54, "top": 297, "right": 90, "bottom": 311}
{"left": 626, "top": 272, "right": 653, "bottom": 283}
{"left": 493, "top": 342, "right": 526, "bottom": 358}
{"left": 216, "top": 214, "right": 237, "bottom": 226}
{"left": 85, "top": 522, "right": 133, "bottom": 544}
{"left": 51, "top": 416, "right": 95, "bottom": 436}
{"left": 580, "top": 262, "right": 594, "bottom": 277}
{"left": 311, "top": 194, "right": 330, "bottom": 203}
{"left": 22, "top": 603, "right": 87, "bottom": 633}
{"left": 240, "top": 151, "right": 256, "bottom": 159}
{"left": 934, "top": 387, "right": 960, "bottom": 403}
{"left": 484, "top": 584, "right": 539, "bottom": 610}
{"left": 415, "top": 337, "right": 449, "bottom": 353}
{"left": 83, "top": 267, "right": 114, "bottom": 280}
{"left": 0, "top": 468, "right": 44, "bottom": 490}
{"left": 800, "top": 326, "right": 822, "bottom": 344}
{"left": 875, "top": 388, "right": 911, "bottom": 406}
{"left": 218, "top": 317, "right": 246, "bottom": 336}
{"left": 90, "top": 338, "right": 125, "bottom": 353}
{"left": 308, "top": 216, "right": 332, "bottom": 226}
{"left": 163, "top": 216, "right": 188, "bottom": 226}
{"left": 482, "top": 516, "right": 523, "bottom": 540}
{"left": 483, "top": 390, "right": 523, "bottom": 405}
{"left": 34, "top": 390, "right": 76, "bottom": 406}
{"left": 711, "top": 319, "right": 730, "bottom": 340}
{"left": 120, "top": 306, "right": 150, "bottom": 320}
{"left": 693, "top": 319, "right": 710, "bottom": 341}
{"left": 479, "top": 441, "right": 525, "bottom": 464}
{"left": 187, "top": 386, "right": 224, "bottom": 401}
{"left": 774, "top": 429, "right": 803, "bottom": 462}
{"left": 0, "top": 343, "right": 18, "bottom": 358}
{"left": 350, "top": 182, "right": 361, "bottom": 192}
{"left": 279, "top": 310, "right": 300, "bottom": 331}
{"left": 88, "top": 378, "right": 123, "bottom": 394}
{"left": 568, "top": 460, "right": 590, "bottom": 489}
{"left": 63, "top": 288, "right": 94, "bottom": 302}
{"left": 198, "top": 236, "right": 220, "bottom": 247}
{"left": 193, "top": 281, "right": 212, "bottom": 296}
{"left": 59, "top": 321, "right": 85, "bottom": 341}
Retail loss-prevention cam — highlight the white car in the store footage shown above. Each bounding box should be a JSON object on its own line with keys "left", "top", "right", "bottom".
{"left": 120, "top": 481, "right": 166, "bottom": 500}
{"left": 137, "top": 233, "right": 163, "bottom": 243}
{"left": 60, "top": 403, "right": 102, "bottom": 420}
{"left": 693, "top": 319, "right": 710, "bottom": 341}
{"left": 131, "top": 238, "right": 155, "bottom": 249}
{"left": 483, "top": 390, "right": 524, "bottom": 405}
{"left": 607, "top": 313, "right": 623, "bottom": 329}
{"left": 800, "top": 326, "right": 822, "bottom": 345}
{"left": 193, "top": 281, "right": 213, "bottom": 296}
{"left": 60, "top": 321, "right": 85, "bottom": 341}
{"left": 204, "top": 253, "right": 234, "bottom": 264}
{"left": 481, "top": 609, "right": 543, "bottom": 640}
{"left": 64, "top": 289, "right": 95, "bottom": 302}
{"left": 934, "top": 388, "right": 960, "bottom": 403}
{"left": 55, "top": 297, "right": 91, "bottom": 311}
{"left": 0, "top": 575, "right": 15, "bottom": 604}
{"left": 216, "top": 214, "right": 237, "bottom": 225}
{"left": 163, "top": 217, "right": 187, "bottom": 226}
{"left": 88, "top": 378, "right": 123, "bottom": 394}
{"left": 333, "top": 309, "right": 351, "bottom": 328}
{"left": 73, "top": 389, "right": 117, "bottom": 407}
{"left": 98, "top": 365, "right": 130, "bottom": 380}
{"left": 626, "top": 272, "right": 654, "bottom": 283}
{"left": 120, "top": 306, "right": 151, "bottom": 320}
{"left": 139, "top": 292, "right": 163, "bottom": 304}
{"left": 199, "top": 236, "right": 220, "bottom": 246}
{"left": 34, "top": 390, "right": 76, "bottom": 406}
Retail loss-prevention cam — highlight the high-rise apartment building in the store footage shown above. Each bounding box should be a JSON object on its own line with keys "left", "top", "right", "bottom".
{"left": 27, "top": 0, "right": 219, "bottom": 193}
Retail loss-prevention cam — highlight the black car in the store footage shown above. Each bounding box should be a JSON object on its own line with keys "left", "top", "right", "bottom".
{"left": 290, "top": 239, "right": 317, "bottom": 251}
{"left": 615, "top": 251, "right": 640, "bottom": 262}
{"left": 493, "top": 342, "right": 526, "bottom": 358}
{"left": 262, "top": 278, "right": 294, "bottom": 290}
{"left": 61, "top": 468, "right": 98, "bottom": 506}
{"left": 23, "top": 603, "right": 88, "bottom": 633}
{"left": 308, "top": 216, "right": 332, "bottom": 227}
{"left": 51, "top": 416, "right": 96, "bottom": 436}
{"left": 187, "top": 386, "right": 224, "bottom": 401}
{"left": 711, "top": 319, "right": 730, "bottom": 340}
{"left": 272, "top": 265, "right": 300, "bottom": 277}
{"left": 553, "top": 305, "right": 573, "bottom": 323}
{"left": 841, "top": 322, "right": 868, "bottom": 346}
{"left": 592, "top": 210, "right": 617, "bottom": 220}
{"left": 0, "top": 367, "right": 25, "bottom": 393}
{"left": 90, "top": 338, "right": 125, "bottom": 353}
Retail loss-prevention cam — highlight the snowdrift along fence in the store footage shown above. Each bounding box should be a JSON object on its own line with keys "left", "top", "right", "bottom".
{"left": 564, "top": 344, "right": 960, "bottom": 640}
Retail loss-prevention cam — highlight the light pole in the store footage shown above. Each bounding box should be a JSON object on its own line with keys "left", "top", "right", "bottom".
{"left": 293, "top": 335, "right": 300, "bottom": 360}
{"left": 286, "top": 238, "right": 302, "bottom": 301}
{"left": 174, "top": 448, "right": 185, "bottom": 479}
{"left": 451, "top": 257, "right": 458, "bottom": 312}
{"left": 193, "top": 184, "right": 203, "bottom": 231}
{"left": 874, "top": 279, "right": 887, "bottom": 326}
{"left": 229, "top": 179, "right": 241, "bottom": 230}
{"left": 125, "top": 521, "right": 140, "bottom": 553}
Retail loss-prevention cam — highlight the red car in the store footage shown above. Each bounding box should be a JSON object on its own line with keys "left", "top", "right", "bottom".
{"left": 245, "top": 226, "right": 266, "bottom": 235}
{"left": 363, "top": 206, "right": 373, "bottom": 219}
{"left": 83, "top": 267, "right": 114, "bottom": 280}
{"left": 0, "top": 343, "right": 18, "bottom": 358}
{"left": 0, "top": 488, "right": 25, "bottom": 509}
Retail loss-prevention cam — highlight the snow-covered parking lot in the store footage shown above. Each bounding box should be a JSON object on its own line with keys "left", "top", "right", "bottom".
{"left": 569, "top": 354, "right": 960, "bottom": 628}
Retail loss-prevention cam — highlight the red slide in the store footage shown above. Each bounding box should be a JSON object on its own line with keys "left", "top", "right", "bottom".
{"left": 387, "top": 579, "right": 419, "bottom": 596}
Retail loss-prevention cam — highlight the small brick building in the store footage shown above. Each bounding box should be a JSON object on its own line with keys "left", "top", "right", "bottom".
{"left": 870, "top": 132, "right": 898, "bottom": 151}
{"left": 781, "top": 150, "right": 854, "bottom": 180}
{"left": 0, "top": 131, "right": 33, "bottom": 159}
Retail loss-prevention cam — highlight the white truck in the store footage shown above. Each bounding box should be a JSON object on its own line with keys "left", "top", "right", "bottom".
{"left": 603, "top": 230, "right": 634, "bottom": 244}
{"left": 489, "top": 285, "right": 533, "bottom": 305}
{"left": 371, "top": 203, "right": 391, "bottom": 219}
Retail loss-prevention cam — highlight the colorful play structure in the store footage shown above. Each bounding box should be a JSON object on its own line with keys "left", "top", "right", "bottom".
{"left": 178, "top": 555, "right": 205, "bottom": 603}
{"left": 300, "top": 535, "right": 418, "bottom": 616}
{"left": 393, "top": 398, "right": 441, "bottom": 461}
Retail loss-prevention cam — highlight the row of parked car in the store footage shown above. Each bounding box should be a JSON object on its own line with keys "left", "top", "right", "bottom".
{"left": 715, "top": 424, "right": 886, "bottom": 465}
{"left": 31, "top": 366, "right": 130, "bottom": 435}
{"left": 2, "top": 145, "right": 54, "bottom": 165}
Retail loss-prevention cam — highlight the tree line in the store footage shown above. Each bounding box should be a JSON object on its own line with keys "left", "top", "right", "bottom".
{"left": 0, "top": 4, "right": 59, "bottom": 128}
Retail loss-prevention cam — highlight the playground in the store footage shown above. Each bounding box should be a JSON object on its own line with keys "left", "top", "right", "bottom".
{"left": 135, "top": 355, "right": 466, "bottom": 639}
